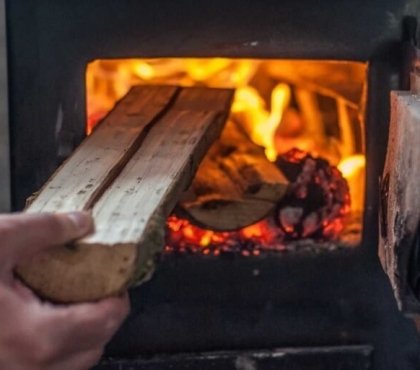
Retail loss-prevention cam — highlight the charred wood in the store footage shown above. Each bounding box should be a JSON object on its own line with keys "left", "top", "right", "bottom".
{"left": 178, "top": 121, "right": 289, "bottom": 231}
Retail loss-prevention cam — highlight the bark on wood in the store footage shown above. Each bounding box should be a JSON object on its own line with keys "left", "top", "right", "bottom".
{"left": 178, "top": 121, "right": 288, "bottom": 231}
{"left": 17, "top": 85, "right": 234, "bottom": 303}
{"left": 379, "top": 91, "right": 420, "bottom": 311}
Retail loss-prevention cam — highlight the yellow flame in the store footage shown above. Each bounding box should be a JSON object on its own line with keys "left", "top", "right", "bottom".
{"left": 232, "top": 86, "right": 265, "bottom": 112}
{"left": 253, "top": 83, "right": 291, "bottom": 160}
{"left": 231, "top": 83, "right": 291, "bottom": 160}
{"left": 185, "top": 58, "right": 232, "bottom": 81}
{"left": 133, "top": 62, "right": 155, "bottom": 80}
{"left": 338, "top": 154, "right": 366, "bottom": 179}
{"left": 338, "top": 154, "right": 366, "bottom": 212}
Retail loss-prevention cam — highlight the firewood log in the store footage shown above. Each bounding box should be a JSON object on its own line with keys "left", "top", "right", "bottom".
{"left": 178, "top": 121, "right": 289, "bottom": 231}
{"left": 17, "top": 85, "right": 234, "bottom": 303}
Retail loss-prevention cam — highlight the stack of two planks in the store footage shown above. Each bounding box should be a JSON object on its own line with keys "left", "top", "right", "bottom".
{"left": 18, "top": 85, "right": 288, "bottom": 303}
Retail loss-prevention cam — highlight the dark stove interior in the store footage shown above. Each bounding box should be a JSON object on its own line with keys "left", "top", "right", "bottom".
{"left": 4, "top": 1, "right": 420, "bottom": 369}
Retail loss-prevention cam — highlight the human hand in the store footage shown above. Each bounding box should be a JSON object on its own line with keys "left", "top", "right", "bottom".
{"left": 0, "top": 212, "right": 130, "bottom": 370}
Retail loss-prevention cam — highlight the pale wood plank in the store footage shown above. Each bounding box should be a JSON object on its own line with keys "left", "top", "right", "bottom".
{"left": 18, "top": 86, "right": 234, "bottom": 302}
{"left": 172, "top": 86, "right": 235, "bottom": 112}
{"left": 88, "top": 110, "right": 222, "bottom": 245}
{"left": 26, "top": 85, "right": 178, "bottom": 213}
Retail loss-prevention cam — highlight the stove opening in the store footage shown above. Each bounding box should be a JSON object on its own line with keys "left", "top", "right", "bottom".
{"left": 86, "top": 58, "right": 367, "bottom": 255}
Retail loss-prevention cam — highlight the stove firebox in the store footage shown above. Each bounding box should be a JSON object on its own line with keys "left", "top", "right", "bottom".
{"left": 4, "top": 1, "right": 420, "bottom": 370}
{"left": 87, "top": 58, "right": 366, "bottom": 255}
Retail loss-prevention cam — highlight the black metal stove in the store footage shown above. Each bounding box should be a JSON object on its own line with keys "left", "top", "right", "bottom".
{"left": 3, "top": 1, "right": 420, "bottom": 369}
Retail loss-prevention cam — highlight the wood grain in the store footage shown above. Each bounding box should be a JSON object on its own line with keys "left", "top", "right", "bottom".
{"left": 26, "top": 85, "right": 178, "bottom": 213}
{"left": 18, "top": 86, "right": 234, "bottom": 302}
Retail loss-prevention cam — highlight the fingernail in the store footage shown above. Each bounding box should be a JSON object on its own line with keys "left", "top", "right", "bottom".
{"left": 66, "top": 211, "right": 93, "bottom": 232}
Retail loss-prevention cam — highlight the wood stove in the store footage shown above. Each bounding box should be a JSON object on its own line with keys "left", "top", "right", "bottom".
{"left": 3, "top": 1, "right": 420, "bottom": 369}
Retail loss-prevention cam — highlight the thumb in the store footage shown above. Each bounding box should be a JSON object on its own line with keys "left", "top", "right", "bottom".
{"left": 0, "top": 212, "right": 93, "bottom": 266}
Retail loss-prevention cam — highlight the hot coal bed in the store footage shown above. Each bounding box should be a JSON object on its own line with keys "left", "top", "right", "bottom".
{"left": 4, "top": 1, "right": 420, "bottom": 370}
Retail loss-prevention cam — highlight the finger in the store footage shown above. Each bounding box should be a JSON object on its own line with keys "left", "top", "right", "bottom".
{"left": 0, "top": 212, "right": 93, "bottom": 263}
{"left": 0, "top": 292, "right": 129, "bottom": 366}
{"left": 63, "top": 293, "right": 130, "bottom": 347}
{"left": 11, "top": 278, "right": 37, "bottom": 302}
{"left": 0, "top": 285, "right": 128, "bottom": 368}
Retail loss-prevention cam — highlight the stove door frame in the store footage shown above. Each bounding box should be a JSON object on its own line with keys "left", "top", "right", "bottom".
{"left": 0, "top": 0, "right": 10, "bottom": 212}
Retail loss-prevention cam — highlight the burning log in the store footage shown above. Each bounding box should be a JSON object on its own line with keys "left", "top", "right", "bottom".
{"left": 166, "top": 149, "right": 352, "bottom": 255}
{"left": 274, "top": 149, "right": 350, "bottom": 240}
{"left": 178, "top": 120, "right": 289, "bottom": 231}
{"left": 17, "top": 85, "right": 234, "bottom": 303}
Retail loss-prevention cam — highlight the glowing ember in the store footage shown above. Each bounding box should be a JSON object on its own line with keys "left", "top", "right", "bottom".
{"left": 275, "top": 148, "right": 350, "bottom": 240}
{"left": 165, "top": 149, "right": 350, "bottom": 254}
{"left": 165, "top": 215, "right": 284, "bottom": 256}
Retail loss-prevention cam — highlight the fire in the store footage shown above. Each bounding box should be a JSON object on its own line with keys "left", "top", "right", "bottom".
{"left": 337, "top": 154, "right": 366, "bottom": 177}
{"left": 166, "top": 148, "right": 351, "bottom": 254}
{"left": 337, "top": 155, "right": 366, "bottom": 212}
{"left": 232, "top": 84, "right": 291, "bottom": 160}
{"left": 86, "top": 58, "right": 366, "bottom": 253}
{"left": 165, "top": 215, "right": 284, "bottom": 256}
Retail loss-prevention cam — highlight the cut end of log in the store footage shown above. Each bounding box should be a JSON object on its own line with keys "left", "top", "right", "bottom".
{"left": 17, "top": 243, "right": 137, "bottom": 303}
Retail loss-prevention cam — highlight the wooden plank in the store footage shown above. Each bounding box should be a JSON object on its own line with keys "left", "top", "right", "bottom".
{"left": 26, "top": 85, "right": 178, "bottom": 213}
{"left": 172, "top": 86, "right": 234, "bottom": 112}
{"left": 18, "top": 86, "right": 234, "bottom": 302}
{"left": 179, "top": 120, "right": 288, "bottom": 231}
{"left": 379, "top": 91, "right": 420, "bottom": 312}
